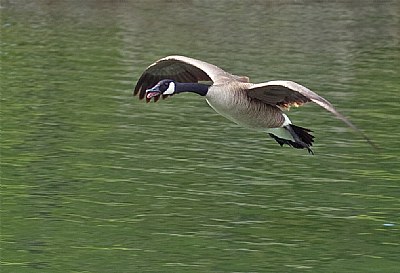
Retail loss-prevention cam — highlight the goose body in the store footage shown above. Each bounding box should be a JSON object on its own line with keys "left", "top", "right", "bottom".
{"left": 134, "top": 55, "right": 374, "bottom": 154}
{"left": 206, "top": 82, "right": 284, "bottom": 128}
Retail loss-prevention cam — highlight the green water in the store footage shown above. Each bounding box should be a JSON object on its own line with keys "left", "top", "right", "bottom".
{"left": 1, "top": 1, "right": 399, "bottom": 272}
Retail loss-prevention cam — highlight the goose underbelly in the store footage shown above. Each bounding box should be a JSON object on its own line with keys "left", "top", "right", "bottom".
{"left": 205, "top": 91, "right": 285, "bottom": 130}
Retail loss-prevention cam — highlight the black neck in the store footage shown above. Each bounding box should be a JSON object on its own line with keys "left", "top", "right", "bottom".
{"left": 175, "top": 82, "right": 209, "bottom": 96}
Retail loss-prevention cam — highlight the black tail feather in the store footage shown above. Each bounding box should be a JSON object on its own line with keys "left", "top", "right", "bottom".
{"left": 269, "top": 124, "right": 315, "bottom": 154}
{"left": 289, "top": 124, "right": 314, "bottom": 146}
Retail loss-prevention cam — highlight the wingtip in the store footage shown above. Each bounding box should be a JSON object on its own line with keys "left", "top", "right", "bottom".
{"left": 346, "top": 125, "right": 380, "bottom": 152}
{"left": 365, "top": 136, "right": 381, "bottom": 153}
{"left": 133, "top": 85, "right": 140, "bottom": 97}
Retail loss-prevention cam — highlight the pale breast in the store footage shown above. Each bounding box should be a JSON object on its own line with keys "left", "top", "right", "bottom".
{"left": 205, "top": 82, "right": 285, "bottom": 129}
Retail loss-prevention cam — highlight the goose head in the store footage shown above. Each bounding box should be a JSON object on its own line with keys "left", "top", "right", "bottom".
{"left": 145, "top": 79, "right": 176, "bottom": 101}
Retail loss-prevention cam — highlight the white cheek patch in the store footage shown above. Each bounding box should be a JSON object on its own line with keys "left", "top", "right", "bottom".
{"left": 163, "top": 82, "right": 175, "bottom": 95}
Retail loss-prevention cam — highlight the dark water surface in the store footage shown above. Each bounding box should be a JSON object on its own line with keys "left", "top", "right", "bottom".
{"left": 1, "top": 1, "right": 399, "bottom": 272}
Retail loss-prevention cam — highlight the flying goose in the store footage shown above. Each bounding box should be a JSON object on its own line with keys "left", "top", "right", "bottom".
{"left": 134, "top": 55, "right": 375, "bottom": 154}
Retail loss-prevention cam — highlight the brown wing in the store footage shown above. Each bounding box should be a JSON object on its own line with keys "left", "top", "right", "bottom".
{"left": 134, "top": 55, "right": 236, "bottom": 100}
{"left": 248, "top": 80, "right": 377, "bottom": 149}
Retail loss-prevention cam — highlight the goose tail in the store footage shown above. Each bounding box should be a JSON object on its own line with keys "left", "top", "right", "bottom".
{"left": 269, "top": 124, "right": 315, "bottom": 154}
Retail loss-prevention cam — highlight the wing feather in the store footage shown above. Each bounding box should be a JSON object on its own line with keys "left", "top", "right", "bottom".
{"left": 248, "top": 80, "right": 377, "bottom": 149}
{"left": 133, "top": 55, "right": 234, "bottom": 99}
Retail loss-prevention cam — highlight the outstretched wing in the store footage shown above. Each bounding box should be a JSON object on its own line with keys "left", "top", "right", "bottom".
{"left": 134, "top": 55, "right": 241, "bottom": 100}
{"left": 248, "top": 80, "right": 377, "bottom": 148}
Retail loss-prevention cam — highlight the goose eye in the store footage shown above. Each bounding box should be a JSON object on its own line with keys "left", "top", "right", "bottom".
{"left": 161, "top": 82, "right": 169, "bottom": 91}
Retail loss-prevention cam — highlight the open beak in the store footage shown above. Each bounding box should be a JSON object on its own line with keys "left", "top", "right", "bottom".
{"left": 145, "top": 86, "right": 161, "bottom": 102}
